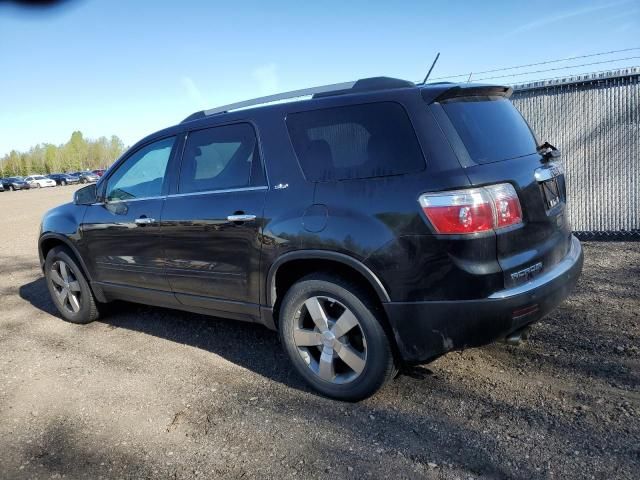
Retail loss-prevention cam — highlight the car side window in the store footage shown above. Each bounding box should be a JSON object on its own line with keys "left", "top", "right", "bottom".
{"left": 179, "top": 123, "right": 262, "bottom": 194}
{"left": 105, "top": 137, "right": 175, "bottom": 202}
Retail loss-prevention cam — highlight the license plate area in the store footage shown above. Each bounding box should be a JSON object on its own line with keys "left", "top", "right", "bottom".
{"left": 540, "top": 177, "right": 561, "bottom": 210}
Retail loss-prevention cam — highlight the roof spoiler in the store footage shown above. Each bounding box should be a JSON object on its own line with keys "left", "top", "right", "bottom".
{"left": 424, "top": 85, "right": 513, "bottom": 104}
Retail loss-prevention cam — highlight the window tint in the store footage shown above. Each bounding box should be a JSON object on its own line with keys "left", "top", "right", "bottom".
{"left": 105, "top": 136, "right": 174, "bottom": 201}
{"left": 179, "top": 123, "right": 260, "bottom": 194}
{"left": 441, "top": 97, "right": 538, "bottom": 164}
{"left": 286, "top": 102, "right": 425, "bottom": 182}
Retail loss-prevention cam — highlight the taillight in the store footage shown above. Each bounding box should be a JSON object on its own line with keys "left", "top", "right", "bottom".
{"left": 485, "top": 183, "right": 523, "bottom": 228}
{"left": 419, "top": 183, "right": 522, "bottom": 234}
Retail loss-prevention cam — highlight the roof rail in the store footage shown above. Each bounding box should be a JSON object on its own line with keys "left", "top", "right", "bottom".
{"left": 181, "top": 77, "right": 415, "bottom": 123}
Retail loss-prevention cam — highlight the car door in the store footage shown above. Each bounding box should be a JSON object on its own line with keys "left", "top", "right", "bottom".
{"left": 80, "top": 136, "right": 178, "bottom": 300}
{"left": 161, "top": 123, "right": 267, "bottom": 321}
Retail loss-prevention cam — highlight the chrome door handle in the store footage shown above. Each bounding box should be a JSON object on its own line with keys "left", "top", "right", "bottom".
{"left": 227, "top": 214, "right": 256, "bottom": 222}
{"left": 134, "top": 217, "right": 156, "bottom": 225}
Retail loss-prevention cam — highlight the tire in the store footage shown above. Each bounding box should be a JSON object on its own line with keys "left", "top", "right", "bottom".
{"left": 37, "top": 183, "right": 41, "bottom": 188}
{"left": 10, "top": 185, "right": 15, "bottom": 191}
{"left": 80, "top": 178, "right": 86, "bottom": 184}
{"left": 45, "top": 246, "right": 99, "bottom": 324}
{"left": 279, "top": 273, "right": 396, "bottom": 401}
{"left": 61, "top": 180, "right": 66, "bottom": 186}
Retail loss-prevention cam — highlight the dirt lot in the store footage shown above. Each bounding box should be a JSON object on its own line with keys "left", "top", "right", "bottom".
{"left": 0, "top": 185, "right": 638, "bottom": 480}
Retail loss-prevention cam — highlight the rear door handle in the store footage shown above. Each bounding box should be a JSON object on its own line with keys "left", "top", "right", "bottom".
{"left": 226, "top": 214, "right": 256, "bottom": 222}
{"left": 134, "top": 217, "right": 156, "bottom": 225}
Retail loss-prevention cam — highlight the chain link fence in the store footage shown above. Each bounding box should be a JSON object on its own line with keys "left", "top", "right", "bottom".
{"left": 511, "top": 70, "right": 640, "bottom": 240}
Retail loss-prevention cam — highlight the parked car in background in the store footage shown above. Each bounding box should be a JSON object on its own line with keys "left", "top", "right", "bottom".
{"left": 1, "top": 176, "right": 30, "bottom": 191}
{"left": 48, "top": 173, "right": 80, "bottom": 186}
{"left": 39, "top": 77, "right": 583, "bottom": 401}
{"left": 92, "top": 169, "right": 106, "bottom": 177}
{"left": 0, "top": 181, "right": 4, "bottom": 192}
{"left": 70, "top": 171, "right": 100, "bottom": 183}
{"left": 25, "top": 175, "right": 57, "bottom": 188}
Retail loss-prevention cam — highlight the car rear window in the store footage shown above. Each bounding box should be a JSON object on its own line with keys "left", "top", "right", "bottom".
{"left": 441, "top": 97, "right": 538, "bottom": 164}
{"left": 286, "top": 102, "right": 425, "bottom": 182}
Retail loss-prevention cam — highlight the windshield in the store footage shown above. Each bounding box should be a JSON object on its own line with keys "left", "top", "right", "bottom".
{"left": 441, "top": 96, "right": 538, "bottom": 165}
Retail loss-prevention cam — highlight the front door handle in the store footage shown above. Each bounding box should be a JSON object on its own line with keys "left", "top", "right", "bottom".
{"left": 227, "top": 214, "right": 256, "bottom": 222}
{"left": 134, "top": 217, "right": 156, "bottom": 225}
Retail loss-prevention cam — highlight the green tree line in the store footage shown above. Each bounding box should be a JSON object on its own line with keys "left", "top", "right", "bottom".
{"left": 0, "top": 131, "right": 125, "bottom": 177}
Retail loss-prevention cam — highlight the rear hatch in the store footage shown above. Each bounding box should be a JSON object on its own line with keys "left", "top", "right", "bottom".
{"left": 428, "top": 85, "right": 572, "bottom": 289}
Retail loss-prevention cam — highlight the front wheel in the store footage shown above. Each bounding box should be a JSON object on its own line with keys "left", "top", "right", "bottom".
{"left": 45, "top": 247, "right": 99, "bottom": 324}
{"left": 61, "top": 180, "right": 66, "bottom": 186}
{"left": 37, "top": 183, "right": 41, "bottom": 188}
{"left": 279, "top": 274, "right": 396, "bottom": 401}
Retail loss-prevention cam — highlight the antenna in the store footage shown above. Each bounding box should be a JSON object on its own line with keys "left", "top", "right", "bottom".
{"left": 422, "top": 52, "right": 441, "bottom": 84}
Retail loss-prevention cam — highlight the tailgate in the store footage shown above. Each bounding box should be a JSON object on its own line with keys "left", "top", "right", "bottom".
{"left": 427, "top": 86, "right": 572, "bottom": 289}
{"left": 464, "top": 154, "right": 572, "bottom": 288}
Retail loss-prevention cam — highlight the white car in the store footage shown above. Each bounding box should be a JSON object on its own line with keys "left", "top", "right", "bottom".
{"left": 25, "top": 175, "right": 56, "bottom": 188}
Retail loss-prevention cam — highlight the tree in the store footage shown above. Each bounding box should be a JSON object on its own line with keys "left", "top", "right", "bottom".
{"left": 0, "top": 132, "right": 125, "bottom": 176}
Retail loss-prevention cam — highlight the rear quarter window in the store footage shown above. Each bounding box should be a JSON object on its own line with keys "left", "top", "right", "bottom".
{"left": 286, "top": 102, "right": 425, "bottom": 182}
{"left": 441, "top": 97, "right": 538, "bottom": 164}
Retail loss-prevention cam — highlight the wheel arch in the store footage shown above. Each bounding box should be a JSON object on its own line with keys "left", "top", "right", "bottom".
{"left": 266, "top": 250, "right": 391, "bottom": 308}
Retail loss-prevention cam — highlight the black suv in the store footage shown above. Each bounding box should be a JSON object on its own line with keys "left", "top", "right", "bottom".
{"left": 39, "top": 77, "right": 583, "bottom": 400}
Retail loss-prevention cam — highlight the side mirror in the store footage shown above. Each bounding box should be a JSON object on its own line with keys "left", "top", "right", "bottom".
{"left": 74, "top": 184, "right": 98, "bottom": 205}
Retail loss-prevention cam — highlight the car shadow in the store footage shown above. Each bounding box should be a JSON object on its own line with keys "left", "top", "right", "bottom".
{"left": 19, "top": 277, "right": 312, "bottom": 395}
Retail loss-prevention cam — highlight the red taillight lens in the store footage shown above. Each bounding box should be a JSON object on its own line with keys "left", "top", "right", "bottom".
{"left": 419, "top": 183, "right": 522, "bottom": 234}
{"left": 485, "top": 183, "right": 523, "bottom": 228}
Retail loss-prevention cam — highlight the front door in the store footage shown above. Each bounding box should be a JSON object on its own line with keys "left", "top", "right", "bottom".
{"left": 161, "top": 123, "right": 267, "bottom": 320}
{"left": 81, "top": 136, "right": 177, "bottom": 295}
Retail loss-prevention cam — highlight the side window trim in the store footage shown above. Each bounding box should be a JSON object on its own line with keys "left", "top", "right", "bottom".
{"left": 100, "top": 135, "right": 178, "bottom": 203}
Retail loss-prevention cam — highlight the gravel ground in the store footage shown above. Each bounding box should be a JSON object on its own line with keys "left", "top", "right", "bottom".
{"left": 0, "top": 186, "right": 638, "bottom": 480}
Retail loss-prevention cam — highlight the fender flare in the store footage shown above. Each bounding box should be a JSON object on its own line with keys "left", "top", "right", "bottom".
{"left": 39, "top": 233, "right": 93, "bottom": 283}
{"left": 265, "top": 250, "right": 391, "bottom": 306}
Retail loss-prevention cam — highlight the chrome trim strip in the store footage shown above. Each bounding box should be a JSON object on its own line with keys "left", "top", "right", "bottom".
{"left": 105, "top": 195, "right": 165, "bottom": 204}
{"left": 167, "top": 186, "right": 268, "bottom": 198}
{"left": 96, "top": 186, "right": 268, "bottom": 204}
{"left": 227, "top": 214, "right": 256, "bottom": 222}
{"left": 488, "top": 236, "right": 581, "bottom": 299}
{"left": 534, "top": 163, "right": 564, "bottom": 182}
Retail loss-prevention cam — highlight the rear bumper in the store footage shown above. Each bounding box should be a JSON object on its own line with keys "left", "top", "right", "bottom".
{"left": 383, "top": 235, "right": 584, "bottom": 364}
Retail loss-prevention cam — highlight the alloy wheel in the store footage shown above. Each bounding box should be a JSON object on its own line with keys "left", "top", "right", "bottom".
{"left": 49, "top": 260, "right": 82, "bottom": 314}
{"left": 293, "top": 296, "right": 367, "bottom": 384}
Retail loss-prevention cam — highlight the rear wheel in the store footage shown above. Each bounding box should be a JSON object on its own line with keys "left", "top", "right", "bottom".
{"left": 37, "top": 183, "right": 41, "bottom": 188}
{"left": 45, "top": 247, "right": 99, "bottom": 324}
{"left": 61, "top": 180, "right": 66, "bottom": 186}
{"left": 279, "top": 273, "right": 396, "bottom": 401}
{"left": 10, "top": 185, "right": 15, "bottom": 191}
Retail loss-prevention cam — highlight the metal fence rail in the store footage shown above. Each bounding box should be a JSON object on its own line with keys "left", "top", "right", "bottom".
{"left": 511, "top": 71, "right": 640, "bottom": 236}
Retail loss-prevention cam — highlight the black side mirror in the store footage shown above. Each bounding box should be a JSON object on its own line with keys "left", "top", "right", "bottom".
{"left": 74, "top": 184, "right": 98, "bottom": 205}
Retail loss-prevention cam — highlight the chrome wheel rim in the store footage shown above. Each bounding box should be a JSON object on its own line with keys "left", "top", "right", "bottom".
{"left": 50, "top": 260, "right": 82, "bottom": 314}
{"left": 293, "top": 296, "right": 367, "bottom": 384}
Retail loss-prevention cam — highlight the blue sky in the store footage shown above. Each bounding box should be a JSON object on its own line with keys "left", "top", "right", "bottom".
{"left": 0, "top": 0, "right": 638, "bottom": 156}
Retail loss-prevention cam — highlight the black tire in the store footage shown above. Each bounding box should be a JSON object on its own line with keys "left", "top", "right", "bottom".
{"left": 37, "top": 183, "right": 41, "bottom": 188}
{"left": 80, "top": 178, "right": 86, "bottom": 184}
{"left": 45, "top": 246, "right": 99, "bottom": 324}
{"left": 279, "top": 273, "right": 396, "bottom": 401}
{"left": 10, "top": 185, "right": 15, "bottom": 191}
{"left": 61, "top": 180, "right": 66, "bottom": 186}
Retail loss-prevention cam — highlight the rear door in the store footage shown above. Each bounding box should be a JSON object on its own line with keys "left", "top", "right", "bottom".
{"left": 431, "top": 91, "right": 571, "bottom": 288}
{"left": 161, "top": 123, "right": 267, "bottom": 321}
{"left": 81, "top": 136, "right": 177, "bottom": 295}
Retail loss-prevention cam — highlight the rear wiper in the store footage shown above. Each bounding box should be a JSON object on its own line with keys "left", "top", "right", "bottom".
{"left": 537, "top": 141, "right": 561, "bottom": 162}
